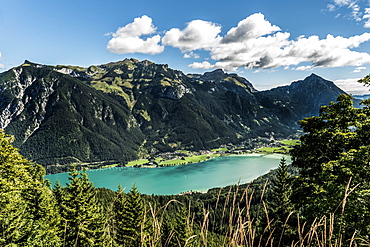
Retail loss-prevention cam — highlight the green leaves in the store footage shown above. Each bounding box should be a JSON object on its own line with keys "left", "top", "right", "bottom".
{"left": 291, "top": 93, "right": 370, "bottom": 241}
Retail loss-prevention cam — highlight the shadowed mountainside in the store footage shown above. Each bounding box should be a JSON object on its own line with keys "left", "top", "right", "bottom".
{"left": 0, "top": 59, "right": 349, "bottom": 167}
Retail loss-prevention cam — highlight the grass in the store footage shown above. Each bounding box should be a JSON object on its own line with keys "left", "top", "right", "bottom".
{"left": 211, "top": 148, "right": 228, "bottom": 152}
{"left": 125, "top": 154, "right": 214, "bottom": 167}
{"left": 101, "top": 182, "right": 368, "bottom": 247}
{"left": 280, "top": 140, "right": 301, "bottom": 146}
{"left": 258, "top": 146, "right": 292, "bottom": 154}
{"left": 257, "top": 139, "right": 300, "bottom": 154}
{"left": 126, "top": 159, "right": 149, "bottom": 167}
{"left": 160, "top": 154, "right": 210, "bottom": 166}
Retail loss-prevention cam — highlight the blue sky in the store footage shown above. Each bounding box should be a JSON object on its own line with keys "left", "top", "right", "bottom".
{"left": 1, "top": 0, "right": 370, "bottom": 94}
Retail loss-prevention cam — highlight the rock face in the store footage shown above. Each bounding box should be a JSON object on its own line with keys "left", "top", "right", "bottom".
{"left": 0, "top": 59, "right": 349, "bottom": 168}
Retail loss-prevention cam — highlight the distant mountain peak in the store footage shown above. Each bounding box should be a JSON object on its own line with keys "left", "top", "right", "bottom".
{"left": 22, "top": 60, "right": 43, "bottom": 68}
{"left": 305, "top": 73, "right": 325, "bottom": 81}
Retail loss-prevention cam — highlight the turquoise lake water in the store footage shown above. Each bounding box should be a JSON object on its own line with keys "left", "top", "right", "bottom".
{"left": 46, "top": 154, "right": 290, "bottom": 195}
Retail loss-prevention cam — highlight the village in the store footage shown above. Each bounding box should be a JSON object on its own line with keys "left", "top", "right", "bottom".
{"left": 127, "top": 137, "right": 300, "bottom": 168}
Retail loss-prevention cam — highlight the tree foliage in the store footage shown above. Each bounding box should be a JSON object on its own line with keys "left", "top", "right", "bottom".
{"left": 291, "top": 94, "right": 370, "bottom": 239}
{"left": 268, "top": 157, "right": 296, "bottom": 245}
{"left": 55, "top": 168, "right": 104, "bottom": 246}
{"left": 0, "top": 129, "right": 61, "bottom": 246}
{"left": 117, "top": 185, "right": 145, "bottom": 246}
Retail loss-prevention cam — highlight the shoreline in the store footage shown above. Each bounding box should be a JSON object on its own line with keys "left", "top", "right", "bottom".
{"left": 46, "top": 139, "right": 298, "bottom": 175}
{"left": 46, "top": 152, "right": 292, "bottom": 176}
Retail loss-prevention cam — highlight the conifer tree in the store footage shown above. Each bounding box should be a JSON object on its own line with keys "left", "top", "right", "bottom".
{"left": 268, "top": 157, "right": 295, "bottom": 246}
{"left": 112, "top": 185, "right": 126, "bottom": 245}
{"left": 161, "top": 207, "right": 188, "bottom": 247}
{"left": 56, "top": 168, "right": 105, "bottom": 246}
{"left": 0, "top": 130, "right": 61, "bottom": 246}
{"left": 115, "top": 184, "right": 145, "bottom": 246}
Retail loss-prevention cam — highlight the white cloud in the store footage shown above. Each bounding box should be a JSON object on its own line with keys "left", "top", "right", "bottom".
{"left": 334, "top": 78, "right": 370, "bottom": 94}
{"left": 0, "top": 52, "right": 4, "bottom": 69}
{"left": 349, "top": 3, "right": 362, "bottom": 21}
{"left": 222, "top": 13, "right": 281, "bottom": 43}
{"left": 204, "top": 14, "right": 370, "bottom": 71}
{"left": 293, "top": 65, "right": 314, "bottom": 71}
{"left": 364, "top": 8, "right": 370, "bottom": 28}
{"left": 333, "top": 0, "right": 356, "bottom": 7}
{"left": 183, "top": 51, "right": 200, "bottom": 59}
{"left": 353, "top": 66, "right": 367, "bottom": 72}
{"left": 284, "top": 33, "right": 370, "bottom": 68}
{"left": 162, "top": 20, "right": 222, "bottom": 52}
{"left": 107, "top": 15, "right": 164, "bottom": 55}
{"left": 328, "top": 0, "right": 370, "bottom": 25}
{"left": 327, "top": 4, "right": 337, "bottom": 11}
{"left": 107, "top": 14, "right": 370, "bottom": 72}
{"left": 188, "top": 61, "right": 215, "bottom": 70}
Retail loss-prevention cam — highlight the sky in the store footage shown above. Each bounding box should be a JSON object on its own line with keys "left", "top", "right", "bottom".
{"left": 1, "top": 0, "right": 370, "bottom": 94}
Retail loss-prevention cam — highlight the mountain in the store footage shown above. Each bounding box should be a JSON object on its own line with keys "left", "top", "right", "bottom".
{"left": 0, "top": 59, "right": 349, "bottom": 169}
{"left": 353, "top": 94, "right": 370, "bottom": 101}
{"left": 254, "top": 73, "right": 348, "bottom": 124}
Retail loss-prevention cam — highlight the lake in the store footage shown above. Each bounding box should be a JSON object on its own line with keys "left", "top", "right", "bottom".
{"left": 46, "top": 153, "right": 290, "bottom": 195}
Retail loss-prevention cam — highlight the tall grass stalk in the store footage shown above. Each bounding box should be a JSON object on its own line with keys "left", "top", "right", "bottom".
{"left": 99, "top": 182, "right": 366, "bottom": 246}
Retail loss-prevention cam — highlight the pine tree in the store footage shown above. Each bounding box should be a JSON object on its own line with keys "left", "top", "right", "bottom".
{"left": 112, "top": 185, "right": 126, "bottom": 245}
{"left": 56, "top": 168, "right": 105, "bottom": 246}
{"left": 268, "top": 157, "right": 295, "bottom": 246}
{"left": 114, "top": 184, "right": 145, "bottom": 246}
{"left": 161, "top": 207, "right": 188, "bottom": 247}
{"left": 0, "top": 130, "right": 61, "bottom": 246}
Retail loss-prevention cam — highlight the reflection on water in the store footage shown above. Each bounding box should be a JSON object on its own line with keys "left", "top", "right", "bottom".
{"left": 46, "top": 154, "right": 290, "bottom": 195}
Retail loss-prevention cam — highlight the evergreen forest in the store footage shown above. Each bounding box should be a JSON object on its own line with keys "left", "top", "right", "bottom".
{"left": 1, "top": 82, "right": 370, "bottom": 245}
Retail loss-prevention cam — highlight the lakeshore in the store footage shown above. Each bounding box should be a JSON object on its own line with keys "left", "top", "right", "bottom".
{"left": 46, "top": 153, "right": 289, "bottom": 195}
{"left": 122, "top": 139, "right": 298, "bottom": 168}
{"left": 45, "top": 139, "right": 298, "bottom": 174}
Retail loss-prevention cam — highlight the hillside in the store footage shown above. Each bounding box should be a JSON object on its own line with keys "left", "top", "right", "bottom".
{"left": 0, "top": 59, "right": 348, "bottom": 168}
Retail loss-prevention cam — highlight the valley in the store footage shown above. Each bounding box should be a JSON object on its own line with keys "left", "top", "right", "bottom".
{"left": 0, "top": 59, "right": 352, "bottom": 171}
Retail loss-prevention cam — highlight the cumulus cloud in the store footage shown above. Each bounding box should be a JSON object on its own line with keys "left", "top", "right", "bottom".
{"left": 334, "top": 78, "right": 370, "bottom": 94}
{"left": 107, "top": 15, "right": 164, "bottom": 55}
{"left": 162, "top": 20, "right": 222, "bottom": 52}
{"left": 188, "top": 61, "right": 215, "bottom": 70}
{"left": 222, "top": 13, "right": 281, "bottom": 43}
{"left": 107, "top": 13, "right": 370, "bottom": 72}
{"left": 204, "top": 14, "right": 370, "bottom": 71}
{"left": 285, "top": 33, "right": 370, "bottom": 68}
{"left": 183, "top": 51, "right": 200, "bottom": 59}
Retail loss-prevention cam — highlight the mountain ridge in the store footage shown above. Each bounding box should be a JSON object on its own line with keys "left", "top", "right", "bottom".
{"left": 0, "top": 59, "right": 349, "bottom": 168}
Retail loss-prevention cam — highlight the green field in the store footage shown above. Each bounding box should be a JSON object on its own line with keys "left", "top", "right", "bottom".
{"left": 257, "top": 146, "right": 291, "bottom": 154}
{"left": 279, "top": 140, "right": 301, "bottom": 146}
{"left": 211, "top": 148, "right": 228, "bottom": 152}
{"left": 160, "top": 154, "right": 210, "bottom": 166}
{"left": 126, "top": 159, "right": 149, "bottom": 167}
{"left": 257, "top": 139, "right": 300, "bottom": 154}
